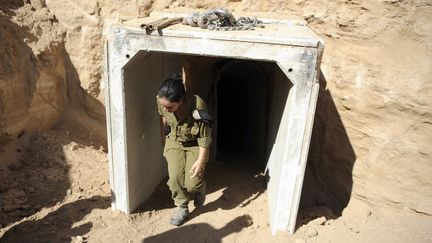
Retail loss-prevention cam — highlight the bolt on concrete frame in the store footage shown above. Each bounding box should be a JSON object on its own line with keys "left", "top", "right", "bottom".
{"left": 104, "top": 14, "right": 324, "bottom": 235}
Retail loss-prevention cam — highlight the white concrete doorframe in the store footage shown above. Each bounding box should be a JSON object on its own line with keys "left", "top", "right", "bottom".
{"left": 104, "top": 14, "right": 324, "bottom": 235}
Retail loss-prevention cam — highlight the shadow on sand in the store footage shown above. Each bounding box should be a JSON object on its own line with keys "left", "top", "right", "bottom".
{"left": 297, "top": 70, "right": 356, "bottom": 228}
{"left": 142, "top": 214, "right": 253, "bottom": 243}
{"left": 1, "top": 196, "right": 110, "bottom": 242}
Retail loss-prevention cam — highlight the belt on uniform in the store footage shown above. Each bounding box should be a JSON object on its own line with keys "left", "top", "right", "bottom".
{"left": 182, "top": 140, "right": 198, "bottom": 147}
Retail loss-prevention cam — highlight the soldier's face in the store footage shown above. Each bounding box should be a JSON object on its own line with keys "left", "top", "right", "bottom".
{"left": 159, "top": 97, "right": 182, "bottom": 113}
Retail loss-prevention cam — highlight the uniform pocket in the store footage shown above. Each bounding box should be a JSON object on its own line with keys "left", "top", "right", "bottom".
{"left": 178, "top": 123, "right": 199, "bottom": 141}
{"left": 178, "top": 127, "right": 190, "bottom": 135}
{"left": 177, "top": 126, "right": 191, "bottom": 141}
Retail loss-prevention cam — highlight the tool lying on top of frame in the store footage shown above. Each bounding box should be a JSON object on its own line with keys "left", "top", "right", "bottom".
{"left": 140, "top": 8, "right": 264, "bottom": 34}
{"left": 140, "top": 17, "right": 168, "bottom": 31}
{"left": 141, "top": 17, "right": 183, "bottom": 32}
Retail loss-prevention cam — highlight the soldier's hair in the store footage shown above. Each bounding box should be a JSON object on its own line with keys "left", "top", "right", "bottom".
{"left": 157, "top": 74, "right": 186, "bottom": 102}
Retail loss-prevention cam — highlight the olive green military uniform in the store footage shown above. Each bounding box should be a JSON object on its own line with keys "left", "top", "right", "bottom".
{"left": 157, "top": 92, "right": 212, "bottom": 208}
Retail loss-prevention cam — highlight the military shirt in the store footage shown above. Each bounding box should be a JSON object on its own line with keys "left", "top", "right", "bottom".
{"left": 157, "top": 92, "right": 212, "bottom": 148}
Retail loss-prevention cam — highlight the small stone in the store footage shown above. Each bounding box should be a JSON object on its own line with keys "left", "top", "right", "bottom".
{"left": 244, "top": 217, "right": 253, "bottom": 227}
{"left": 306, "top": 228, "right": 318, "bottom": 237}
{"left": 310, "top": 216, "right": 326, "bottom": 226}
{"left": 74, "top": 235, "right": 84, "bottom": 243}
{"left": 67, "top": 189, "right": 72, "bottom": 195}
{"left": 70, "top": 142, "right": 79, "bottom": 151}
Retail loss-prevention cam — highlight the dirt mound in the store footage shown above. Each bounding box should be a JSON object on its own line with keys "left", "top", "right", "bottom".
{"left": 0, "top": 2, "right": 66, "bottom": 142}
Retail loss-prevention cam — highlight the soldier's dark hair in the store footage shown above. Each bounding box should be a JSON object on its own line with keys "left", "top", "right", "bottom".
{"left": 157, "top": 74, "right": 186, "bottom": 102}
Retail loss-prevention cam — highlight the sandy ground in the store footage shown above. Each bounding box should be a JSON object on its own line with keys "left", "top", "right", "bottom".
{"left": 1, "top": 115, "right": 431, "bottom": 243}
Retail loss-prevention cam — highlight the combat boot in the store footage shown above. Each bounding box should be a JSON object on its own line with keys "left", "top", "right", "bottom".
{"left": 170, "top": 206, "right": 189, "bottom": 226}
{"left": 194, "top": 192, "right": 206, "bottom": 208}
{"left": 194, "top": 182, "right": 206, "bottom": 208}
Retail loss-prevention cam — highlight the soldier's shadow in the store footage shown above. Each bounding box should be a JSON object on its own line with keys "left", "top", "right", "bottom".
{"left": 142, "top": 214, "right": 253, "bottom": 243}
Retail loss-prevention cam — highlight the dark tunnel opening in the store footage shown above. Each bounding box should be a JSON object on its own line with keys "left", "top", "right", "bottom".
{"left": 215, "top": 60, "right": 268, "bottom": 166}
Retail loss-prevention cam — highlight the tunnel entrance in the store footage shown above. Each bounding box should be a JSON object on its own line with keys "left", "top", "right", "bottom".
{"left": 105, "top": 19, "right": 323, "bottom": 234}
{"left": 216, "top": 61, "right": 267, "bottom": 165}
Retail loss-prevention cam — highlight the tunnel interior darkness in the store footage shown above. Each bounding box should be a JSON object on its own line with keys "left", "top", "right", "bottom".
{"left": 216, "top": 61, "right": 268, "bottom": 165}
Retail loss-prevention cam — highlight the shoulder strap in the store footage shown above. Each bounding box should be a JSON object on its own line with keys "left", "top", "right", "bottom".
{"left": 192, "top": 109, "right": 213, "bottom": 125}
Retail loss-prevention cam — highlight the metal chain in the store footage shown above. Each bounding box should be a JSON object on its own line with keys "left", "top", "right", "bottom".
{"left": 184, "top": 8, "right": 262, "bottom": 31}
{"left": 207, "top": 16, "right": 260, "bottom": 31}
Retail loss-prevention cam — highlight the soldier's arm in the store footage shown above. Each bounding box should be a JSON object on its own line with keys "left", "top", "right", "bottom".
{"left": 191, "top": 120, "right": 211, "bottom": 178}
{"left": 190, "top": 146, "right": 208, "bottom": 178}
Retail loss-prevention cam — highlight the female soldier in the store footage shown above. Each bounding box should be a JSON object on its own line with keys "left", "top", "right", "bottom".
{"left": 156, "top": 75, "right": 212, "bottom": 226}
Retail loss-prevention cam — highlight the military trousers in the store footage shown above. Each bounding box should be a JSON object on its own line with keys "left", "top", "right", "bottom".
{"left": 164, "top": 139, "right": 206, "bottom": 207}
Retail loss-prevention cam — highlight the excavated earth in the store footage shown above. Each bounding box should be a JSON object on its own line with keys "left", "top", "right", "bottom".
{"left": 1, "top": 0, "right": 432, "bottom": 242}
